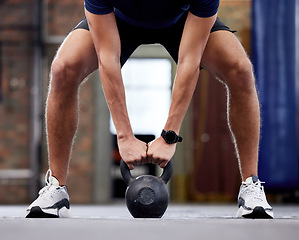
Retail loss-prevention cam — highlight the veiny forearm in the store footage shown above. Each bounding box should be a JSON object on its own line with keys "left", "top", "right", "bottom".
{"left": 85, "top": 11, "right": 133, "bottom": 139}
{"left": 165, "top": 62, "right": 200, "bottom": 133}
{"left": 99, "top": 60, "right": 133, "bottom": 139}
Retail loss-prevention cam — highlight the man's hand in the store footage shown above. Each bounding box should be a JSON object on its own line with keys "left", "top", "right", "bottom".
{"left": 147, "top": 137, "right": 176, "bottom": 168}
{"left": 118, "top": 136, "right": 148, "bottom": 170}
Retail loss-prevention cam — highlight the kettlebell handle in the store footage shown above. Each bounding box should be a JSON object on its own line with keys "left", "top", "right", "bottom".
{"left": 120, "top": 159, "right": 173, "bottom": 185}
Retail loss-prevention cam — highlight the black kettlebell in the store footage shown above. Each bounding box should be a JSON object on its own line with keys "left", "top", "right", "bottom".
{"left": 120, "top": 159, "right": 173, "bottom": 218}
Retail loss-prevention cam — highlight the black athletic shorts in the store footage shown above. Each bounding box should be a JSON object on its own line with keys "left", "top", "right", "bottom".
{"left": 72, "top": 14, "right": 235, "bottom": 66}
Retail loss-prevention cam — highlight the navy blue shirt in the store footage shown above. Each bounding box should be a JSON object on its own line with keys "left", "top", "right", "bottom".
{"left": 84, "top": 0, "right": 219, "bottom": 29}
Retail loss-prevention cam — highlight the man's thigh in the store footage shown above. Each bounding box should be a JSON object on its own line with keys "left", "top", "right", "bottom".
{"left": 54, "top": 28, "right": 98, "bottom": 79}
{"left": 201, "top": 30, "right": 251, "bottom": 81}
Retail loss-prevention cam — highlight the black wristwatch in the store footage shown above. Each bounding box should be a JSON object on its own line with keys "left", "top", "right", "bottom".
{"left": 161, "top": 129, "right": 183, "bottom": 144}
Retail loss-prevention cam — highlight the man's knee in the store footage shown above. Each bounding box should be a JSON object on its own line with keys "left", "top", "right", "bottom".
{"left": 225, "top": 58, "right": 256, "bottom": 94}
{"left": 50, "top": 58, "right": 81, "bottom": 94}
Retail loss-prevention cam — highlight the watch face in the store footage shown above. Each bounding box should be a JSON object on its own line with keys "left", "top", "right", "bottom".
{"left": 166, "top": 131, "right": 177, "bottom": 143}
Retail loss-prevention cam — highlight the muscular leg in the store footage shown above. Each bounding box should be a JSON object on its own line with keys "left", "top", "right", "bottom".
{"left": 47, "top": 29, "right": 98, "bottom": 185}
{"left": 201, "top": 30, "right": 260, "bottom": 181}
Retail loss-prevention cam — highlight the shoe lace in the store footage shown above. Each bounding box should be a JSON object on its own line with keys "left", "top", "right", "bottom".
{"left": 242, "top": 179, "right": 265, "bottom": 200}
{"left": 38, "top": 169, "right": 53, "bottom": 195}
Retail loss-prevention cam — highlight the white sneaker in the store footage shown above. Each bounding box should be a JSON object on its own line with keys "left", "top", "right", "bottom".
{"left": 26, "top": 170, "right": 70, "bottom": 218}
{"left": 236, "top": 175, "right": 274, "bottom": 219}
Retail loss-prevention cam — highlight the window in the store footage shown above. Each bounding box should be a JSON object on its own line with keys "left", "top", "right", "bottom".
{"left": 110, "top": 58, "right": 172, "bottom": 138}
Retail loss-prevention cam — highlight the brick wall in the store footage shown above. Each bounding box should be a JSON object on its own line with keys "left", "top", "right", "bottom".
{"left": 47, "top": 0, "right": 84, "bottom": 36}
{"left": 0, "top": 0, "right": 33, "bottom": 203}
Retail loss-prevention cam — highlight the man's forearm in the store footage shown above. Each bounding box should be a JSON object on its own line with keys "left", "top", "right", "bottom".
{"left": 85, "top": 11, "right": 133, "bottom": 140}
{"left": 98, "top": 60, "right": 148, "bottom": 167}
{"left": 164, "top": 62, "right": 200, "bottom": 133}
{"left": 99, "top": 61, "right": 134, "bottom": 139}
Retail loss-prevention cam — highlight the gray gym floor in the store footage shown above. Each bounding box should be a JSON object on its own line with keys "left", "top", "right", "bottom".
{"left": 1, "top": 204, "right": 299, "bottom": 240}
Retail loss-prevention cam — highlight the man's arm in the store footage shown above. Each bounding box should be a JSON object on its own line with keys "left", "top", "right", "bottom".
{"left": 85, "top": 10, "right": 147, "bottom": 169}
{"left": 147, "top": 12, "right": 217, "bottom": 167}
{"left": 166, "top": 12, "right": 217, "bottom": 131}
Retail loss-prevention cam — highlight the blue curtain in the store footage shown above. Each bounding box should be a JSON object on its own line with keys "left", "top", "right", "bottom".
{"left": 252, "top": 0, "right": 298, "bottom": 190}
